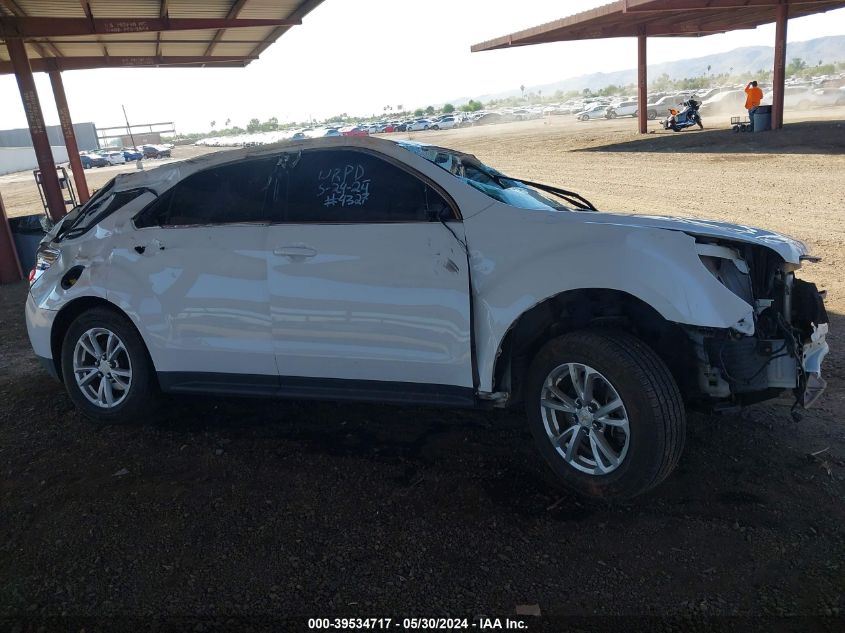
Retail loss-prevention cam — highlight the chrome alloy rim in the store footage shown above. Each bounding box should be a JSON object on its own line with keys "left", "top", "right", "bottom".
{"left": 72, "top": 327, "right": 132, "bottom": 408}
{"left": 540, "top": 363, "right": 630, "bottom": 475}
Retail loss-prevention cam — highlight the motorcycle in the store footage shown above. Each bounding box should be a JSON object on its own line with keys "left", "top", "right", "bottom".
{"left": 661, "top": 99, "right": 704, "bottom": 132}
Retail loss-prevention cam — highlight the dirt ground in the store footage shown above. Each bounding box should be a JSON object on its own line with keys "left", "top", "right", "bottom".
{"left": 1, "top": 112, "right": 844, "bottom": 631}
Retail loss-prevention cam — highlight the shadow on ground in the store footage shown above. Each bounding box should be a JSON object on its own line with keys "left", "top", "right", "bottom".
{"left": 575, "top": 120, "right": 845, "bottom": 154}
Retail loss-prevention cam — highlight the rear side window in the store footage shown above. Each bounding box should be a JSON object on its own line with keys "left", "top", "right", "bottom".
{"left": 135, "top": 157, "right": 276, "bottom": 227}
{"left": 271, "top": 149, "right": 451, "bottom": 223}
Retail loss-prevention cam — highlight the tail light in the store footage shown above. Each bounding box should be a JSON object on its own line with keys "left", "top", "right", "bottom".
{"left": 30, "top": 243, "right": 60, "bottom": 286}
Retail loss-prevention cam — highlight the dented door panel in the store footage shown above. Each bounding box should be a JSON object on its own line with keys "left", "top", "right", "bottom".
{"left": 265, "top": 223, "right": 473, "bottom": 387}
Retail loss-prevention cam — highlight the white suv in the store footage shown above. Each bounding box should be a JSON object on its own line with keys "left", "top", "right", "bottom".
{"left": 26, "top": 137, "right": 829, "bottom": 499}
{"left": 430, "top": 116, "right": 458, "bottom": 130}
{"left": 607, "top": 101, "right": 638, "bottom": 118}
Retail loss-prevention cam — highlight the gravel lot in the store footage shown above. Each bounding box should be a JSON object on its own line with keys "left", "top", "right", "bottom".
{"left": 1, "top": 116, "right": 844, "bottom": 631}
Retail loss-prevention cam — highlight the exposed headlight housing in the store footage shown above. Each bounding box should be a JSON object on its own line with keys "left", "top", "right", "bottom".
{"left": 29, "top": 243, "right": 60, "bottom": 286}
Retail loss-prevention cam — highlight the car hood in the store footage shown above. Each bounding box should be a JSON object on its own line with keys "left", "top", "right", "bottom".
{"left": 578, "top": 212, "right": 809, "bottom": 264}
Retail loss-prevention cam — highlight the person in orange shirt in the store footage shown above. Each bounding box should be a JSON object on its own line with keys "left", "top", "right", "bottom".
{"left": 745, "top": 80, "right": 764, "bottom": 130}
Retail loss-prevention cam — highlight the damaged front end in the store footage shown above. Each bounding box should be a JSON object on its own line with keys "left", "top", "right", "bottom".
{"left": 686, "top": 241, "right": 829, "bottom": 410}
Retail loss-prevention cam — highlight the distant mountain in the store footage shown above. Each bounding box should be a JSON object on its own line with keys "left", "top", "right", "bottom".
{"left": 454, "top": 35, "right": 845, "bottom": 104}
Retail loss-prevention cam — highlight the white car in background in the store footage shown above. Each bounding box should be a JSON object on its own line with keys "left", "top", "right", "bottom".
{"left": 104, "top": 152, "right": 126, "bottom": 166}
{"left": 407, "top": 119, "right": 432, "bottom": 131}
{"left": 26, "top": 136, "right": 829, "bottom": 500}
{"left": 430, "top": 116, "right": 459, "bottom": 130}
{"left": 576, "top": 104, "right": 610, "bottom": 120}
{"left": 606, "top": 100, "right": 638, "bottom": 118}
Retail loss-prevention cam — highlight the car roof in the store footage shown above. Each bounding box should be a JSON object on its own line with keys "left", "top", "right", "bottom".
{"left": 106, "top": 136, "right": 417, "bottom": 195}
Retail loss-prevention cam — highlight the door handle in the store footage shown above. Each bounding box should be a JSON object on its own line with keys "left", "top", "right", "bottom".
{"left": 273, "top": 244, "right": 317, "bottom": 258}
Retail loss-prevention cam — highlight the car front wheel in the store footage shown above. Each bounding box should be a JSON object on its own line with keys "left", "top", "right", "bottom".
{"left": 61, "top": 307, "right": 159, "bottom": 424}
{"left": 525, "top": 330, "right": 685, "bottom": 499}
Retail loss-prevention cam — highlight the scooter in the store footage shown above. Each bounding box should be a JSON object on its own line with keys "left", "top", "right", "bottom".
{"left": 662, "top": 99, "right": 704, "bottom": 132}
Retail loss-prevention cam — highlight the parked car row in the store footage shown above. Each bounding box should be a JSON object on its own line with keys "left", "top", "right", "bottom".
{"left": 195, "top": 74, "right": 845, "bottom": 149}
{"left": 77, "top": 144, "right": 173, "bottom": 169}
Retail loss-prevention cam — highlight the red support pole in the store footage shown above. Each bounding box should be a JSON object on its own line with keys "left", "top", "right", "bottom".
{"left": 5, "top": 37, "right": 67, "bottom": 222}
{"left": 0, "top": 191, "right": 24, "bottom": 284}
{"left": 49, "top": 70, "right": 90, "bottom": 203}
{"left": 637, "top": 33, "right": 648, "bottom": 134}
{"left": 772, "top": 2, "right": 788, "bottom": 130}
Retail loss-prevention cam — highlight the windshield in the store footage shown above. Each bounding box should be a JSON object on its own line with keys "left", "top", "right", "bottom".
{"left": 397, "top": 141, "right": 593, "bottom": 212}
{"left": 56, "top": 179, "right": 148, "bottom": 241}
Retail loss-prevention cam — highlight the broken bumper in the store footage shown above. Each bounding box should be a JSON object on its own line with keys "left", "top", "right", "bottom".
{"left": 800, "top": 323, "right": 829, "bottom": 408}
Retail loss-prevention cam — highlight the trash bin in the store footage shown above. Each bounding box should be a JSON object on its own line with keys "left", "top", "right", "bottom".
{"left": 753, "top": 105, "right": 772, "bottom": 133}
{"left": 8, "top": 214, "right": 47, "bottom": 274}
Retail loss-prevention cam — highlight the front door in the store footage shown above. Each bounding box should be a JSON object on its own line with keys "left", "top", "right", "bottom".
{"left": 264, "top": 148, "right": 474, "bottom": 403}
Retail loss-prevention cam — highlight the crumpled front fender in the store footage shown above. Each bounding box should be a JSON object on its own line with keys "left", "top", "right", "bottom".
{"left": 464, "top": 205, "right": 756, "bottom": 392}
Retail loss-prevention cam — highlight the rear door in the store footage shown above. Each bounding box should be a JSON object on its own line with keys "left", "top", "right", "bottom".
{"left": 264, "top": 147, "right": 474, "bottom": 403}
{"left": 119, "top": 157, "right": 278, "bottom": 390}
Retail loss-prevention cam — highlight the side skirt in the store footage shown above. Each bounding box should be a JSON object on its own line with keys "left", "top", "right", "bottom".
{"left": 157, "top": 372, "right": 478, "bottom": 408}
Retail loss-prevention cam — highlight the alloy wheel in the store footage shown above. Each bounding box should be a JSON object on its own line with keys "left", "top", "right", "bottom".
{"left": 72, "top": 327, "right": 133, "bottom": 409}
{"left": 539, "top": 362, "right": 630, "bottom": 475}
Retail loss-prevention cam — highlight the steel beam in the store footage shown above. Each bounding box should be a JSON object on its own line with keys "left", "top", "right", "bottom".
{"left": 49, "top": 70, "right": 90, "bottom": 203}
{"left": 623, "top": 0, "right": 839, "bottom": 11}
{"left": 0, "top": 55, "right": 256, "bottom": 74}
{"left": 0, "top": 191, "right": 24, "bottom": 284}
{"left": 6, "top": 37, "right": 66, "bottom": 223}
{"left": 637, "top": 33, "right": 648, "bottom": 134}
{"left": 772, "top": 3, "right": 788, "bottom": 129}
{"left": 0, "top": 16, "right": 302, "bottom": 38}
{"left": 206, "top": 0, "right": 249, "bottom": 56}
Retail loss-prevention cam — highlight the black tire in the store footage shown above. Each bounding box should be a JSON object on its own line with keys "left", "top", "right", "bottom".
{"left": 61, "top": 307, "right": 159, "bottom": 424}
{"left": 607, "top": 111, "right": 617, "bottom": 119}
{"left": 524, "top": 329, "right": 685, "bottom": 500}
{"left": 431, "top": 125, "right": 439, "bottom": 130}
{"left": 647, "top": 110, "right": 657, "bottom": 120}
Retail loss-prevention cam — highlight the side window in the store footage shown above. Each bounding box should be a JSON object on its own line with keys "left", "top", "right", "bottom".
{"left": 135, "top": 157, "right": 276, "bottom": 227}
{"left": 271, "top": 150, "right": 451, "bottom": 223}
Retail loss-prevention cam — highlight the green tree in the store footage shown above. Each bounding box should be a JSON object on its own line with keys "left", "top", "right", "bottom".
{"left": 442, "top": 103, "right": 455, "bottom": 113}
{"left": 210, "top": 120, "right": 216, "bottom": 129}
{"left": 413, "top": 108, "right": 425, "bottom": 117}
{"left": 260, "top": 116, "right": 279, "bottom": 131}
{"left": 787, "top": 57, "right": 807, "bottom": 74}
{"left": 459, "top": 99, "right": 484, "bottom": 112}
{"left": 425, "top": 105, "right": 435, "bottom": 115}
{"left": 247, "top": 118, "right": 261, "bottom": 132}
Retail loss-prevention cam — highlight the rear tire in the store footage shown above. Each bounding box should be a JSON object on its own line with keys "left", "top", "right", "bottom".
{"left": 61, "top": 307, "right": 159, "bottom": 424}
{"left": 524, "top": 329, "right": 685, "bottom": 500}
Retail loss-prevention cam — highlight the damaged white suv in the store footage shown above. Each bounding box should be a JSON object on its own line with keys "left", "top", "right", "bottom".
{"left": 26, "top": 137, "right": 829, "bottom": 499}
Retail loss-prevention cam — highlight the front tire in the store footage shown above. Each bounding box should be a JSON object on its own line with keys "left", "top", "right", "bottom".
{"left": 524, "top": 330, "right": 685, "bottom": 500}
{"left": 61, "top": 307, "right": 159, "bottom": 424}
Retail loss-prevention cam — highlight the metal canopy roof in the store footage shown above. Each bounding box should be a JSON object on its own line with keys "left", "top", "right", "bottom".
{"left": 0, "top": 0, "right": 325, "bottom": 74}
{"left": 472, "top": 0, "right": 845, "bottom": 51}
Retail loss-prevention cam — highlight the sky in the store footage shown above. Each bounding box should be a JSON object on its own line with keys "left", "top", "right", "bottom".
{"left": 1, "top": 0, "right": 844, "bottom": 133}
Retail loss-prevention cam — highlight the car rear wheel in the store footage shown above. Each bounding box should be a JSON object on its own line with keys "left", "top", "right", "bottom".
{"left": 61, "top": 307, "right": 159, "bottom": 424}
{"left": 525, "top": 329, "right": 685, "bottom": 500}
{"left": 647, "top": 110, "right": 657, "bottom": 120}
